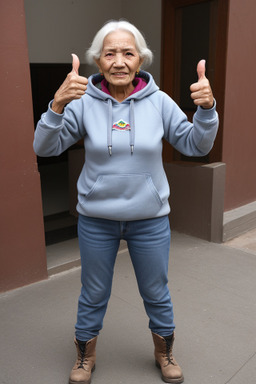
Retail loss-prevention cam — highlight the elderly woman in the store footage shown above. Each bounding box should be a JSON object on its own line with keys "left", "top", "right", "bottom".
{"left": 34, "top": 20, "right": 218, "bottom": 384}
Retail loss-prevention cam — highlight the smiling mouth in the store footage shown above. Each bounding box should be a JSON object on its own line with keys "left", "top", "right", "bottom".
{"left": 112, "top": 72, "right": 127, "bottom": 76}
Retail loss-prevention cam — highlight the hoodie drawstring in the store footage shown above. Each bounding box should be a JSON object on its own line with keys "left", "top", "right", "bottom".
{"left": 107, "top": 99, "right": 113, "bottom": 156}
{"left": 107, "top": 98, "right": 135, "bottom": 156}
{"left": 129, "top": 99, "right": 135, "bottom": 155}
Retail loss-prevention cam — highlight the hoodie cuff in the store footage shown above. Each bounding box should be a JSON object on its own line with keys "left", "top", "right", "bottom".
{"left": 196, "top": 99, "right": 217, "bottom": 120}
{"left": 43, "top": 100, "right": 65, "bottom": 127}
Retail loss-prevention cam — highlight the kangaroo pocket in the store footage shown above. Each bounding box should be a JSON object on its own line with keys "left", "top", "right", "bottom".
{"left": 79, "top": 173, "right": 166, "bottom": 220}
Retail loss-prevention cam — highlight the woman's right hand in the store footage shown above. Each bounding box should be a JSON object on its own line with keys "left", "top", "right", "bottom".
{"left": 52, "top": 54, "right": 88, "bottom": 114}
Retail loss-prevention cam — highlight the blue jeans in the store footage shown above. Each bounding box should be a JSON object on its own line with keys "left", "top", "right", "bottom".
{"left": 75, "top": 214, "right": 175, "bottom": 341}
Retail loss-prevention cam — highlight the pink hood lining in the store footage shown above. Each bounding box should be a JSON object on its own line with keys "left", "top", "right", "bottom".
{"left": 101, "top": 77, "right": 147, "bottom": 97}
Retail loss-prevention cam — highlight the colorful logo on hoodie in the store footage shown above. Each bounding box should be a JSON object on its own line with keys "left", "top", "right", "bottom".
{"left": 112, "top": 119, "right": 131, "bottom": 131}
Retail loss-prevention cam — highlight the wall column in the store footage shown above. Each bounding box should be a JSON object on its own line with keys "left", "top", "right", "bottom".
{"left": 0, "top": 0, "right": 47, "bottom": 292}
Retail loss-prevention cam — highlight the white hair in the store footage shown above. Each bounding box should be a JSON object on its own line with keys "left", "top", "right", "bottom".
{"left": 86, "top": 20, "right": 153, "bottom": 68}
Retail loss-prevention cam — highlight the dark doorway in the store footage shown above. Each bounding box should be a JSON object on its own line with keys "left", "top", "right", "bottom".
{"left": 30, "top": 64, "right": 78, "bottom": 244}
{"left": 161, "top": 0, "right": 229, "bottom": 163}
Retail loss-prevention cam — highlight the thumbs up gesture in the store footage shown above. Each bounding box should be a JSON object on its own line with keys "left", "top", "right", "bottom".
{"left": 190, "top": 60, "right": 214, "bottom": 109}
{"left": 52, "top": 54, "right": 88, "bottom": 114}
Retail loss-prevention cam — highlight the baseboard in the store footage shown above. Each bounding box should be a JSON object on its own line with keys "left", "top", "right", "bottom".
{"left": 223, "top": 201, "right": 256, "bottom": 241}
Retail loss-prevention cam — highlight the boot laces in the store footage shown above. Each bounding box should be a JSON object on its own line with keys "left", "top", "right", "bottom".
{"left": 78, "top": 342, "right": 89, "bottom": 369}
{"left": 165, "top": 341, "right": 175, "bottom": 365}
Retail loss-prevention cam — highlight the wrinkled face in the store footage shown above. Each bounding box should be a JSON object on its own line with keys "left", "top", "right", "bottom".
{"left": 96, "top": 30, "right": 143, "bottom": 90}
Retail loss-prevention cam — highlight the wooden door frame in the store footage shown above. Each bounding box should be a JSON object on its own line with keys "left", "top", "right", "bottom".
{"left": 161, "top": 0, "right": 230, "bottom": 163}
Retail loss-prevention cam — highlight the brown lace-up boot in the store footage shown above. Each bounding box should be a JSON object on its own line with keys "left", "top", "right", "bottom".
{"left": 69, "top": 336, "right": 97, "bottom": 384}
{"left": 152, "top": 332, "right": 184, "bottom": 383}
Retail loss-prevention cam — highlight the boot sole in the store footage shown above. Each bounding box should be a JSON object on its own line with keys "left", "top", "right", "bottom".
{"left": 155, "top": 361, "right": 184, "bottom": 384}
{"left": 69, "top": 364, "right": 95, "bottom": 384}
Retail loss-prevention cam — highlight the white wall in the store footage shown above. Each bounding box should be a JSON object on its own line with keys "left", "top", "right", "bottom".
{"left": 120, "top": 0, "right": 162, "bottom": 84}
{"left": 24, "top": 0, "right": 161, "bottom": 83}
{"left": 24, "top": 0, "right": 121, "bottom": 64}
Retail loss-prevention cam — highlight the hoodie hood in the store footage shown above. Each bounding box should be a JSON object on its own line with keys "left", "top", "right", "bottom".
{"left": 86, "top": 70, "right": 159, "bottom": 155}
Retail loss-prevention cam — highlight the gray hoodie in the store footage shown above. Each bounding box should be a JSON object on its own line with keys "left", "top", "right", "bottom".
{"left": 33, "top": 71, "right": 218, "bottom": 221}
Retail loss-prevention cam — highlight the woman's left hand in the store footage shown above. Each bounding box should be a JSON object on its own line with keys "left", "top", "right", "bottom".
{"left": 190, "top": 60, "right": 214, "bottom": 109}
